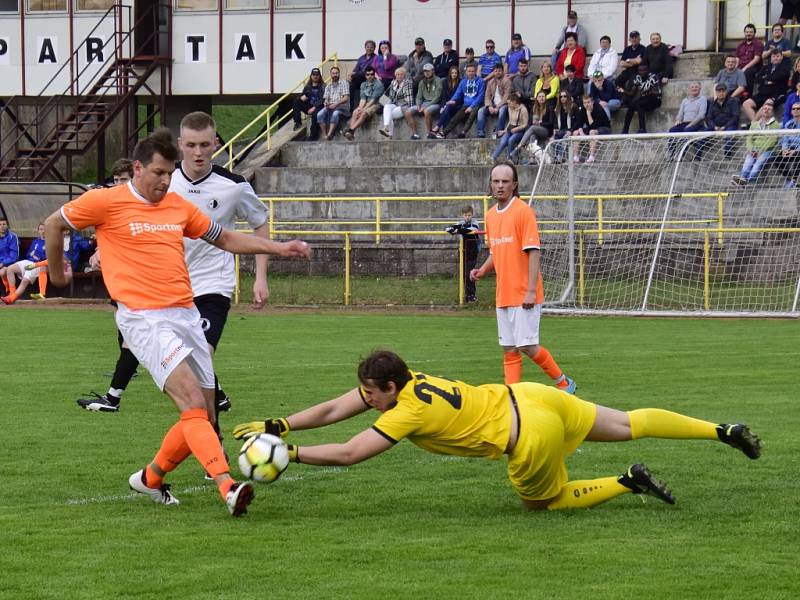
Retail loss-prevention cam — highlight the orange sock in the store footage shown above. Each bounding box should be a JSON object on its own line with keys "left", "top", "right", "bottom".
{"left": 145, "top": 421, "right": 193, "bottom": 488}
{"left": 37, "top": 272, "right": 47, "bottom": 297}
{"left": 3, "top": 276, "right": 15, "bottom": 294}
{"left": 503, "top": 351, "right": 523, "bottom": 384}
{"left": 180, "top": 408, "right": 232, "bottom": 498}
{"left": 531, "top": 346, "right": 565, "bottom": 383}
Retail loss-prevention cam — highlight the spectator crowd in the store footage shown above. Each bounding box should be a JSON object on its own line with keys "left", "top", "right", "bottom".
{"left": 289, "top": 10, "right": 800, "bottom": 178}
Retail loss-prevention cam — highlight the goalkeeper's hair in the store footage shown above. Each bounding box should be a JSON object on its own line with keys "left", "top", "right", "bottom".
{"left": 132, "top": 128, "right": 179, "bottom": 166}
{"left": 358, "top": 350, "right": 413, "bottom": 392}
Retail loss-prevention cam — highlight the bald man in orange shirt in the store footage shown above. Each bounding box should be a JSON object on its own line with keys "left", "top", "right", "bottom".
{"left": 471, "top": 162, "right": 575, "bottom": 392}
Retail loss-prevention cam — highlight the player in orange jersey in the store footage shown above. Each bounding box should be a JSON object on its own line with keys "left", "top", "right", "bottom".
{"left": 43, "top": 128, "right": 311, "bottom": 517}
{"left": 471, "top": 161, "right": 576, "bottom": 392}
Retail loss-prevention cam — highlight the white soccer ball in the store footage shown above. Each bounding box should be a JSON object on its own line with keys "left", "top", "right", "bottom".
{"left": 238, "top": 433, "right": 290, "bottom": 483}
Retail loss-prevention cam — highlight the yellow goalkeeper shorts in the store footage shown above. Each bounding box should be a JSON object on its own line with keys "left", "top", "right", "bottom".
{"left": 506, "top": 383, "right": 597, "bottom": 501}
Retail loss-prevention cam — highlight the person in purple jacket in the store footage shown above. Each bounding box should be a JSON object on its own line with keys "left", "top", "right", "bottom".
{"left": 372, "top": 40, "right": 399, "bottom": 90}
{"left": 348, "top": 39, "right": 377, "bottom": 110}
{"left": 434, "top": 64, "right": 486, "bottom": 138}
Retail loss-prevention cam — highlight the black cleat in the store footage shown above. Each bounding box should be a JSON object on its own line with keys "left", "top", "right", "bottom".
{"left": 77, "top": 392, "right": 120, "bottom": 413}
{"left": 618, "top": 463, "right": 675, "bottom": 505}
{"left": 717, "top": 424, "right": 762, "bottom": 459}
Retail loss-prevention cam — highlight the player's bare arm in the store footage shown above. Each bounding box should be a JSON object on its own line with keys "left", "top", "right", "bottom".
{"left": 232, "top": 388, "right": 369, "bottom": 439}
{"left": 523, "top": 248, "right": 541, "bottom": 309}
{"left": 252, "top": 222, "right": 271, "bottom": 308}
{"left": 42, "top": 211, "right": 72, "bottom": 287}
{"left": 212, "top": 229, "right": 311, "bottom": 259}
{"left": 471, "top": 254, "right": 494, "bottom": 281}
{"left": 292, "top": 428, "right": 394, "bottom": 466}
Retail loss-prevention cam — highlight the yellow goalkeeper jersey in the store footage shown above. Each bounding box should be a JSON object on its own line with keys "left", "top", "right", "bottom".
{"left": 371, "top": 371, "right": 512, "bottom": 459}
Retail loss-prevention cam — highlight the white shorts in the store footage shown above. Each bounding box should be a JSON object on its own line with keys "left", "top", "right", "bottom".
{"left": 115, "top": 302, "right": 215, "bottom": 392}
{"left": 497, "top": 304, "right": 541, "bottom": 348}
{"left": 17, "top": 260, "right": 41, "bottom": 282}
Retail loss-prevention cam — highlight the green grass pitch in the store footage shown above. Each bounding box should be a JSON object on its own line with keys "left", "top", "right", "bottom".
{"left": 1, "top": 307, "right": 797, "bottom": 599}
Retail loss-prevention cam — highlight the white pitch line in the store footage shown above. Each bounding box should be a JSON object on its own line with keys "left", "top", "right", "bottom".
{"left": 63, "top": 469, "right": 350, "bottom": 505}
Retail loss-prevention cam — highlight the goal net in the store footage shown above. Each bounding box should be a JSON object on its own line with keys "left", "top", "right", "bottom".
{"left": 529, "top": 129, "right": 800, "bottom": 317}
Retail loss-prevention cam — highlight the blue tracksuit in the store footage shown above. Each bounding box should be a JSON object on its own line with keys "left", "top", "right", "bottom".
{"left": 451, "top": 76, "right": 486, "bottom": 109}
{"left": 26, "top": 238, "right": 46, "bottom": 263}
{"left": 0, "top": 230, "right": 19, "bottom": 266}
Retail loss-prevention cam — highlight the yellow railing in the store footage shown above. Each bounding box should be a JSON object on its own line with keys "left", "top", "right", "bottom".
{"left": 230, "top": 193, "right": 794, "bottom": 309}
{"left": 573, "top": 226, "right": 800, "bottom": 310}
{"left": 265, "top": 196, "right": 492, "bottom": 244}
{"left": 213, "top": 54, "right": 339, "bottom": 171}
{"left": 532, "top": 192, "right": 728, "bottom": 245}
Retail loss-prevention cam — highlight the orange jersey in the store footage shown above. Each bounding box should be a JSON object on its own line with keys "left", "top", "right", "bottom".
{"left": 61, "top": 183, "right": 218, "bottom": 309}
{"left": 484, "top": 196, "right": 544, "bottom": 307}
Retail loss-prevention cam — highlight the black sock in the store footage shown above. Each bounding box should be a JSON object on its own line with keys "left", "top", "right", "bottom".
{"left": 110, "top": 347, "right": 139, "bottom": 393}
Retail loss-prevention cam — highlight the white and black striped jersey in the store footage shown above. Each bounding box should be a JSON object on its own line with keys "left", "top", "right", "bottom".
{"left": 170, "top": 163, "right": 268, "bottom": 298}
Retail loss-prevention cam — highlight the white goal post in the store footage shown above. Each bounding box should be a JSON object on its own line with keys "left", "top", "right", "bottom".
{"left": 528, "top": 129, "right": 800, "bottom": 317}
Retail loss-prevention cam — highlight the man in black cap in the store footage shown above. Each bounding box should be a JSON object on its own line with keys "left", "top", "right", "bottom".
{"left": 460, "top": 46, "right": 479, "bottom": 78}
{"left": 293, "top": 67, "right": 326, "bottom": 140}
{"left": 406, "top": 37, "right": 434, "bottom": 91}
{"left": 616, "top": 31, "right": 646, "bottom": 93}
{"left": 434, "top": 38, "right": 459, "bottom": 78}
{"left": 551, "top": 10, "right": 588, "bottom": 69}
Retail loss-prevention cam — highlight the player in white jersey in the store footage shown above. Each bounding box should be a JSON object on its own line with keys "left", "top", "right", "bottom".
{"left": 77, "top": 112, "right": 269, "bottom": 433}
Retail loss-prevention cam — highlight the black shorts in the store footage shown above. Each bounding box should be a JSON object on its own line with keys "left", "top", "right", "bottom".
{"left": 194, "top": 293, "right": 231, "bottom": 350}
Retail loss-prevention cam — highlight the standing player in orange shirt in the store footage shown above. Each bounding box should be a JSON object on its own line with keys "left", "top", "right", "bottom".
{"left": 471, "top": 161, "right": 576, "bottom": 391}
{"left": 43, "top": 129, "right": 311, "bottom": 517}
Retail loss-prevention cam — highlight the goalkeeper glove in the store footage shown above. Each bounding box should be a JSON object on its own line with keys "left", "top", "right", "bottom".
{"left": 231, "top": 418, "right": 290, "bottom": 440}
{"left": 287, "top": 444, "right": 300, "bottom": 463}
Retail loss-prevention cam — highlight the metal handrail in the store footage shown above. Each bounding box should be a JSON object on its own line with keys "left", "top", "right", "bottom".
{"left": 213, "top": 53, "right": 340, "bottom": 169}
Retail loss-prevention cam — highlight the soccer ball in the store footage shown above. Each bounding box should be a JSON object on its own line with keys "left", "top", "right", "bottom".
{"left": 238, "top": 434, "right": 290, "bottom": 483}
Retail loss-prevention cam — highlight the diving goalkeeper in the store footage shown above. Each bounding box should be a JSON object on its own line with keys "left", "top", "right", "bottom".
{"left": 233, "top": 349, "right": 761, "bottom": 511}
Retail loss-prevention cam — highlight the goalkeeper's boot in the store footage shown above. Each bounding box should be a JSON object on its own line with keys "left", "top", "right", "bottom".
{"left": 128, "top": 469, "right": 179, "bottom": 505}
{"left": 29, "top": 293, "right": 45, "bottom": 300}
{"left": 716, "top": 424, "right": 762, "bottom": 459}
{"left": 557, "top": 376, "right": 577, "bottom": 395}
{"left": 76, "top": 392, "right": 120, "bottom": 413}
{"left": 226, "top": 481, "right": 254, "bottom": 517}
{"left": 618, "top": 463, "right": 675, "bottom": 505}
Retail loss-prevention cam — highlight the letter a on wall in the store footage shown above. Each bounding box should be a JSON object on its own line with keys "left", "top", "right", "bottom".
{"left": 285, "top": 32, "right": 306, "bottom": 61}
{"left": 235, "top": 34, "right": 256, "bottom": 62}
{"left": 0, "top": 37, "right": 9, "bottom": 66}
{"left": 37, "top": 37, "right": 58, "bottom": 64}
{"left": 185, "top": 35, "right": 207, "bottom": 63}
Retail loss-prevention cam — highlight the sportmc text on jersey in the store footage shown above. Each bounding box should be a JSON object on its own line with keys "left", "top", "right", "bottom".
{"left": 129, "top": 222, "right": 184, "bottom": 236}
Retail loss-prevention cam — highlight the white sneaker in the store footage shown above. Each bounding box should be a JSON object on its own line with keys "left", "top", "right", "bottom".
{"left": 586, "top": 155, "right": 596, "bottom": 164}
{"left": 226, "top": 481, "right": 255, "bottom": 517}
{"left": 128, "top": 469, "right": 180, "bottom": 505}
{"left": 572, "top": 155, "right": 580, "bottom": 163}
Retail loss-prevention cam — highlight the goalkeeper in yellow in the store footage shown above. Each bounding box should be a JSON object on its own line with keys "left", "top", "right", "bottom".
{"left": 233, "top": 350, "right": 761, "bottom": 510}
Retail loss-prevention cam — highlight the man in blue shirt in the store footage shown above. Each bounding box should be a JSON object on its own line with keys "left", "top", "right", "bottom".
{"left": 479, "top": 39, "right": 503, "bottom": 79}
{"left": 435, "top": 64, "right": 485, "bottom": 138}
{"left": 505, "top": 33, "right": 531, "bottom": 77}
{"left": 0, "top": 217, "right": 19, "bottom": 268}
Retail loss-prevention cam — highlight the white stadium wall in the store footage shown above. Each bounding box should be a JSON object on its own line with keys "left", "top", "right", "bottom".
{"left": 0, "top": 0, "right": 784, "bottom": 98}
